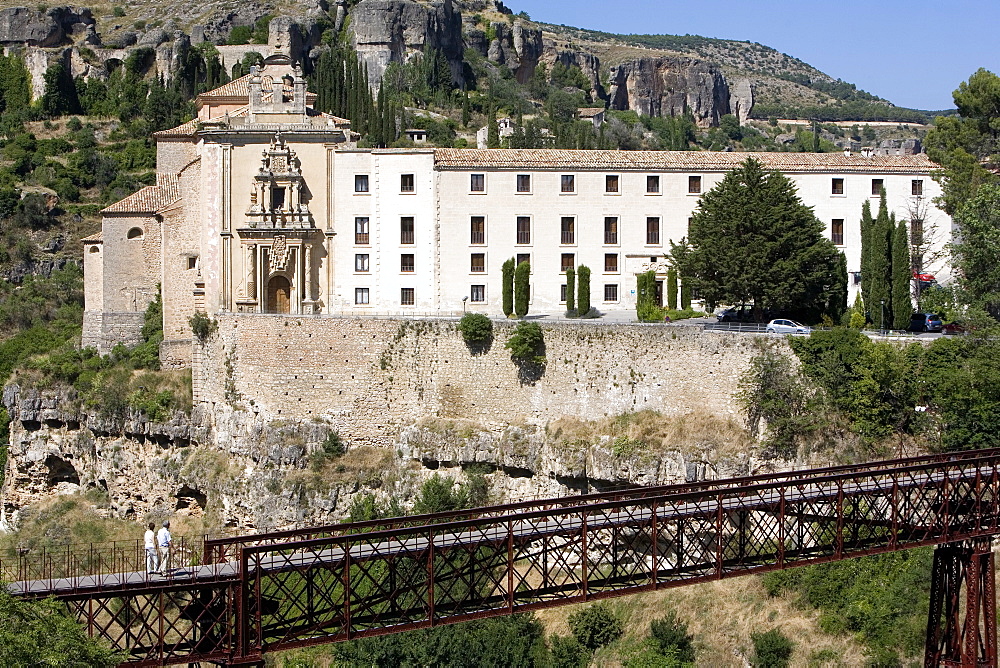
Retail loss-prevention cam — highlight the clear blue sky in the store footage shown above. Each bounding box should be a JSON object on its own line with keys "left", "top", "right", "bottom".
{"left": 506, "top": 0, "right": 998, "bottom": 111}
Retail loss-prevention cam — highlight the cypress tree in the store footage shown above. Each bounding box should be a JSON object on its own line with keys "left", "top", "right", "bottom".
{"left": 868, "top": 190, "right": 893, "bottom": 329}
{"left": 565, "top": 266, "right": 576, "bottom": 316}
{"left": 576, "top": 265, "right": 591, "bottom": 316}
{"left": 666, "top": 267, "right": 678, "bottom": 309}
{"left": 891, "top": 220, "right": 912, "bottom": 329}
{"left": 514, "top": 261, "right": 530, "bottom": 317}
{"left": 859, "top": 198, "right": 874, "bottom": 321}
{"left": 829, "top": 251, "right": 848, "bottom": 323}
{"left": 680, "top": 279, "right": 692, "bottom": 310}
{"left": 636, "top": 270, "right": 656, "bottom": 321}
{"left": 501, "top": 258, "right": 515, "bottom": 317}
{"left": 462, "top": 90, "right": 470, "bottom": 127}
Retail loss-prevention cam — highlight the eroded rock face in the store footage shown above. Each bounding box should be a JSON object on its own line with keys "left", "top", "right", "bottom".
{"left": 0, "top": 6, "right": 94, "bottom": 47}
{"left": 349, "top": 0, "right": 465, "bottom": 90}
{"left": 607, "top": 56, "right": 733, "bottom": 127}
{"left": 540, "top": 42, "right": 605, "bottom": 103}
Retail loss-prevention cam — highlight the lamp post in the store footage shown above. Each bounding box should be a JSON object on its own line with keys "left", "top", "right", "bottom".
{"left": 462, "top": 296, "right": 468, "bottom": 313}
{"left": 880, "top": 299, "right": 885, "bottom": 334}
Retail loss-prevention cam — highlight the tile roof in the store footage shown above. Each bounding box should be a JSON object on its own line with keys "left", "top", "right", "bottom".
{"left": 197, "top": 74, "right": 253, "bottom": 99}
{"left": 101, "top": 175, "right": 180, "bottom": 215}
{"left": 152, "top": 117, "right": 199, "bottom": 138}
{"left": 577, "top": 107, "right": 606, "bottom": 117}
{"left": 432, "top": 149, "right": 939, "bottom": 173}
{"left": 81, "top": 231, "right": 102, "bottom": 242}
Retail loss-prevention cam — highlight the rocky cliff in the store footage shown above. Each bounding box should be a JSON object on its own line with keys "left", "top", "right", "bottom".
{"left": 607, "top": 56, "right": 735, "bottom": 127}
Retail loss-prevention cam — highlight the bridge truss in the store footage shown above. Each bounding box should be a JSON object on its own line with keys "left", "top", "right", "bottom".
{"left": 5, "top": 448, "right": 1000, "bottom": 667}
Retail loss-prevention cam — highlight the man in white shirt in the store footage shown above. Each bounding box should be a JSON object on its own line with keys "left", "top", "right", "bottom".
{"left": 144, "top": 522, "right": 159, "bottom": 574}
{"left": 157, "top": 520, "right": 172, "bottom": 574}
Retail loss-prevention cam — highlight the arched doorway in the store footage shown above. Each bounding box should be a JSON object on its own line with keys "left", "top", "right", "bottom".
{"left": 266, "top": 275, "right": 291, "bottom": 314}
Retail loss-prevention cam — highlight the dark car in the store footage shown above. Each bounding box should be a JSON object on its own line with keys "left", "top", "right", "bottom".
{"left": 943, "top": 321, "right": 967, "bottom": 335}
{"left": 908, "top": 312, "right": 943, "bottom": 333}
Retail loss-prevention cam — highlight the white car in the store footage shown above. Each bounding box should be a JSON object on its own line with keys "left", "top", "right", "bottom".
{"left": 766, "top": 319, "right": 812, "bottom": 334}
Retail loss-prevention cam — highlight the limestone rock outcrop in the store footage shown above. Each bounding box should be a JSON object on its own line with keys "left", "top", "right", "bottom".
{"left": 0, "top": 6, "right": 94, "bottom": 47}
{"left": 348, "top": 0, "right": 465, "bottom": 90}
{"left": 607, "top": 56, "right": 734, "bottom": 127}
{"left": 540, "top": 42, "right": 605, "bottom": 103}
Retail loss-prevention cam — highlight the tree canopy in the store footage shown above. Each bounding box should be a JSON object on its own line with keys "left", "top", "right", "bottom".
{"left": 926, "top": 68, "right": 1000, "bottom": 215}
{"left": 951, "top": 183, "right": 1000, "bottom": 319}
{"left": 672, "top": 157, "right": 844, "bottom": 321}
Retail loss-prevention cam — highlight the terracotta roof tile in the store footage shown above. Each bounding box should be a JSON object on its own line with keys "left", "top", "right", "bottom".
{"left": 432, "top": 149, "right": 939, "bottom": 173}
{"left": 81, "top": 231, "right": 102, "bottom": 242}
{"left": 197, "top": 74, "right": 253, "bottom": 99}
{"left": 101, "top": 175, "right": 180, "bottom": 215}
{"left": 152, "top": 117, "right": 199, "bottom": 138}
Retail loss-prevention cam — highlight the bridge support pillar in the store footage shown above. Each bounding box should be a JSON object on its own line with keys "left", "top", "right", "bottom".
{"left": 925, "top": 538, "right": 997, "bottom": 668}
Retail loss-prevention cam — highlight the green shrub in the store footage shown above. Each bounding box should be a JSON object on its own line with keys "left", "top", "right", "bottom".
{"left": 458, "top": 312, "right": 493, "bottom": 344}
{"left": 636, "top": 270, "right": 660, "bottom": 322}
{"left": 667, "top": 267, "right": 678, "bottom": 309}
{"left": 576, "top": 265, "right": 591, "bottom": 316}
{"left": 505, "top": 321, "right": 544, "bottom": 364}
{"left": 649, "top": 610, "right": 695, "bottom": 664}
{"left": 550, "top": 634, "right": 590, "bottom": 667}
{"left": 750, "top": 628, "right": 793, "bottom": 668}
{"left": 514, "top": 260, "right": 530, "bottom": 317}
{"left": 189, "top": 311, "right": 217, "bottom": 341}
{"left": 310, "top": 431, "right": 346, "bottom": 470}
{"left": 568, "top": 603, "right": 623, "bottom": 649}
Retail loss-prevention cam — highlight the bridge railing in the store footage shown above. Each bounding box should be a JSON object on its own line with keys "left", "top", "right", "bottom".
{"left": 203, "top": 447, "right": 1000, "bottom": 564}
{"left": 0, "top": 534, "right": 205, "bottom": 589}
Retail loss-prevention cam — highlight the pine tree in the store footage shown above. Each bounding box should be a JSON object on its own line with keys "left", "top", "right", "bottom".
{"left": 501, "top": 258, "right": 515, "bottom": 317}
{"left": 514, "top": 261, "right": 530, "bottom": 317}
{"left": 666, "top": 267, "right": 678, "bottom": 309}
{"left": 565, "top": 266, "right": 576, "bottom": 316}
{"left": 576, "top": 265, "right": 591, "bottom": 316}
{"left": 891, "top": 220, "right": 912, "bottom": 329}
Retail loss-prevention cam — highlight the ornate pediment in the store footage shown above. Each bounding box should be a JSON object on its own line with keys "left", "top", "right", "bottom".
{"left": 244, "top": 133, "right": 313, "bottom": 230}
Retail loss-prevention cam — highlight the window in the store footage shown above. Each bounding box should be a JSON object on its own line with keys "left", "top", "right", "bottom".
{"left": 470, "top": 285, "right": 485, "bottom": 302}
{"left": 604, "top": 253, "right": 618, "bottom": 273}
{"left": 604, "top": 284, "right": 618, "bottom": 302}
{"left": 516, "top": 216, "right": 531, "bottom": 244}
{"left": 647, "top": 175, "right": 660, "bottom": 194}
{"left": 646, "top": 217, "right": 660, "bottom": 245}
{"left": 851, "top": 272, "right": 862, "bottom": 286}
{"left": 470, "top": 253, "right": 485, "bottom": 273}
{"left": 561, "top": 253, "right": 575, "bottom": 272}
{"left": 517, "top": 174, "right": 531, "bottom": 193}
{"left": 470, "top": 173, "right": 485, "bottom": 192}
{"left": 355, "top": 288, "right": 369, "bottom": 305}
{"left": 831, "top": 219, "right": 844, "bottom": 246}
{"left": 127, "top": 227, "right": 143, "bottom": 240}
{"left": 400, "top": 217, "right": 414, "bottom": 245}
{"left": 911, "top": 218, "right": 924, "bottom": 247}
{"left": 832, "top": 178, "right": 844, "bottom": 195}
{"left": 605, "top": 174, "right": 619, "bottom": 193}
{"left": 355, "top": 254, "right": 369, "bottom": 272}
{"left": 560, "top": 174, "right": 575, "bottom": 193}
{"left": 470, "top": 216, "right": 485, "bottom": 244}
{"left": 187, "top": 256, "right": 198, "bottom": 270}
{"left": 688, "top": 175, "right": 702, "bottom": 194}
{"left": 604, "top": 217, "right": 618, "bottom": 245}
{"left": 400, "top": 288, "right": 415, "bottom": 305}
{"left": 516, "top": 253, "right": 530, "bottom": 266}
{"left": 354, "top": 174, "right": 369, "bottom": 193}
{"left": 271, "top": 187, "right": 286, "bottom": 210}
{"left": 912, "top": 179, "right": 923, "bottom": 196}
{"left": 561, "top": 217, "right": 575, "bottom": 244}
{"left": 400, "top": 254, "right": 414, "bottom": 272}
{"left": 400, "top": 174, "right": 415, "bottom": 192}
{"left": 871, "top": 178, "right": 883, "bottom": 196}
{"left": 355, "top": 217, "right": 369, "bottom": 245}
{"left": 560, "top": 284, "right": 567, "bottom": 302}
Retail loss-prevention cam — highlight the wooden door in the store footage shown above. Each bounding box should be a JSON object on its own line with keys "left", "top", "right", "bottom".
{"left": 267, "top": 276, "right": 290, "bottom": 314}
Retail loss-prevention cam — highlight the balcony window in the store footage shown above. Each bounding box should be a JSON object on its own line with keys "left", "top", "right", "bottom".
{"left": 646, "top": 217, "right": 660, "bottom": 245}
{"left": 400, "top": 254, "right": 414, "bottom": 272}
{"left": 912, "top": 179, "right": 923, "bottom": 196}
{"left": 470, "top": 216, "right": 485, "bottom": 244}
{"left": 604, "top": 217, "right": 618, "bottom": 245}
{"left": 604, "top": 253, "right": 618, "bottom": 273}
{"left": 470, "top": 253, "right": 485, "bottom": 273}
{"left": 470, "top": 173, "right": 485, "bottom": 192}
{"left": 400, "top": 217, "right": 414, "bottom": 245}
{"left": 871, "top": 178, "right": 883, "bottom": 196}
{"left": 832, "top": 178, "right": 844, "bottom": 195}
{"left": 400, "top": 174, "right": 415, "bottom": 192}
{"left": 355, "top": 217, "right": 369, "bottom": 245}
{"left": 831, "top": 219, "right": 844, "bottom": 245}
{"left": 517, "top": 174, "right": 531, "bottom": 193}
{"left": 355, "top": 254, "right": 369, "bottom": 272}
{"left": 561, "top": 253, "right": 574, "bottom": 272}
{"left": 688, "top": 175, "right": 701, "bottom": 194}
{"left": 605, "top": 174, "right": 619, "bottom": 193}
{"left": 516, "top": 216, "right": 531, "bottom": 244}
{"left": 647, "top": 175, "right": 660, "bottom": 193}
{"left": 560, "top": 217, "right": 575, "bottom": 244}
{"left": 560, "top": 174, "right": 575, "bottom": 193}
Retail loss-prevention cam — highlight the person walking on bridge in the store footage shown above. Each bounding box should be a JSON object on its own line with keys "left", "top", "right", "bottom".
{"left": 144, "top": 522, "right": 159, "bottom": 574}
{"left": 157, "top": 520, "right": 172, "bottom": 574}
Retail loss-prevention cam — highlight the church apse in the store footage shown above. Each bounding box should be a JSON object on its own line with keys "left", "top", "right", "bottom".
{"left": 235, "top": 133, "right": 323, "bottom": 315}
